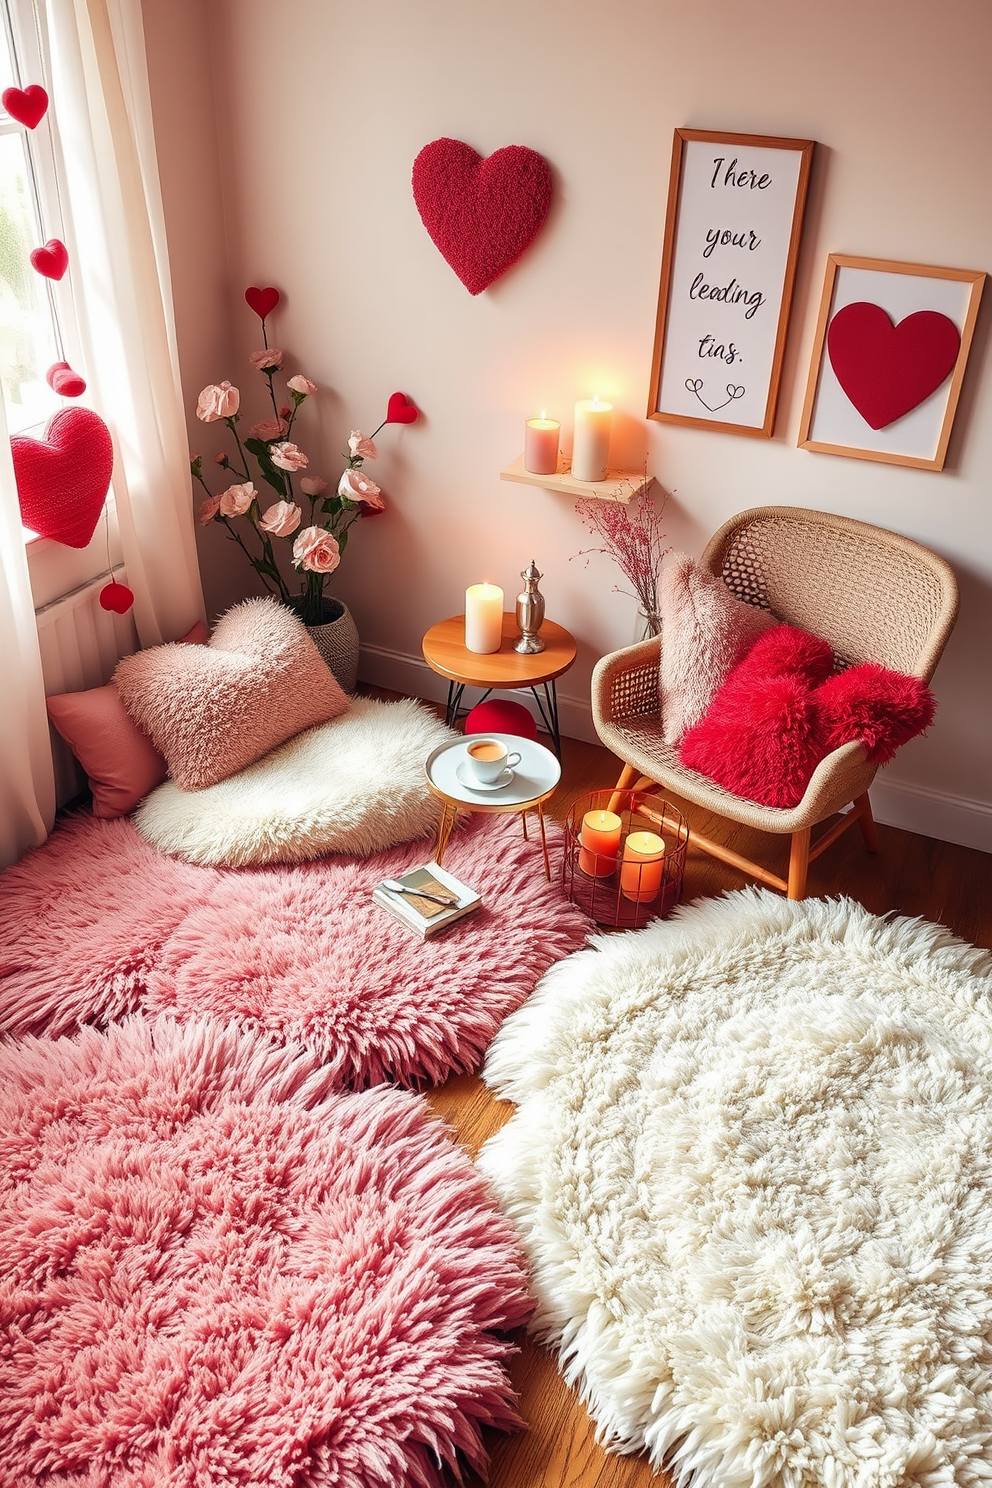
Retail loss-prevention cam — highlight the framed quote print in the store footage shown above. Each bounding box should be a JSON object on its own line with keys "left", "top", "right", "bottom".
{"left": 648, "top": 129, "right": 814, "bottom": 438}
{"left": 798, "top": 255, "right": 985, "bottom": 470}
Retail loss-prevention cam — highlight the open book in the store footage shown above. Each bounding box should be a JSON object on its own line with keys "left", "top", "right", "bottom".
{"left": 372, "top": 861, "right": 482, "bottom": 940}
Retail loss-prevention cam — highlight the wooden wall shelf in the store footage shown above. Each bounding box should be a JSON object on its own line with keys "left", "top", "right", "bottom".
{"left": 500, "top": 454, "right": 653, "bottom": 505}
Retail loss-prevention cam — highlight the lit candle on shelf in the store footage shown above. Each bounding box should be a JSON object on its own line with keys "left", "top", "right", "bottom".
{"left": 464, "top": 583, "right": 504, "bottom": 654}
{"left": 578, "top": 809, "right": 622, "bottom": 877}
{"left": 620, "top": 830, "right": 665, "bottom": 902}
{"left": 571, "top": 395, "right": 613, "bottom": 482}
{"left": 524, "top": 411, "right": 561, "bottom": 475}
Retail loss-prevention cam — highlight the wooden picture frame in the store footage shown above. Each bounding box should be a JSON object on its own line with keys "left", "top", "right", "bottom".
{"left": 647, "top": 129, "right": 814, "bottom": 438}
{"left": 798, "top": 254, "right": 985, "bottom": 470}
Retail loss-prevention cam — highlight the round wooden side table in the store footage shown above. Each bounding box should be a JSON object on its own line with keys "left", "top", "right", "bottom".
{"left": 421, "top": 613, "right": 577, "bottom": 759}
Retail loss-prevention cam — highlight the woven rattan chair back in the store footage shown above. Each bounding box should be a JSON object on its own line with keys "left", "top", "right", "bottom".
{"left": 702, "top": 506, "right": 959, "bottom": 681}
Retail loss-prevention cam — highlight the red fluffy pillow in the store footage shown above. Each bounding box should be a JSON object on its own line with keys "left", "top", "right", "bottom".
{"left": 679, "top": 625, "right": 936, "bottom": 808}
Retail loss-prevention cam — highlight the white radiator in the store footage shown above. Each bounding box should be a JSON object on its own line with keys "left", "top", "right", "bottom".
{"left": 35, "top": 568, "right": 140, "bottom": 805}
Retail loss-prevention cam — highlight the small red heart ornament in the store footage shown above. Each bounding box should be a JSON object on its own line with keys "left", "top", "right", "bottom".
{"left": 46, "top": 361, "right": 87, "bottom": 398}
{"left": 30, "top": 238, "right": 68, "bottom": 280}
{"left": 11, "top": 407, "right": 114, "bottom": 548}
{"left": 386, "top": 391, "right": 419, "bottom": 425}
{"left": 2, "top": 84, "right": 48, "bottom": 129}
{"left": 99, "top": 581, "right": 134, "bottom": 614}
{"left": 245, "top": 285, "right": 280, "bottom": 320}
{"left": 412, "top": 138, "right": 553, "bottom": 295}
{"left": 826, "top": 301, "right": 961, "bottom": 430}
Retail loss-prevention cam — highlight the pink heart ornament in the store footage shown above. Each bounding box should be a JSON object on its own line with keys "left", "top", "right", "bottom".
{"left": 2, "top": 84, "right": 48, "bottom": 129}
{"left": 30, "top": 238, "right": 68, "bottom": 280}
{"left": 245, "top": 285, "right": 281, "bottom": 320}
{"left": 47, "top": 361, "right": 87, "bottom": 398}
{"left": 386, "top": 391, "right": 419, "bottom": 425}
{"left": 11, "top": 407, "right": 115, "bottom": 548}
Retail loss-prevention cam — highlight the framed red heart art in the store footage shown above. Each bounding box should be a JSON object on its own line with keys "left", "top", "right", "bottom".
{"left": 798, "top": 255, "right": 985, "bottom": 471}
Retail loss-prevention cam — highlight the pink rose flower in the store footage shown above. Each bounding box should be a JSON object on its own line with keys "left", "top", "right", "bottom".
{"left": 258, "top": 499, "right": 302, "bottom": 537}
{"left": 270, "top": 441, "right": 309, "bottom": 472}
{"left": 338, "top": 467, "right": 384, "bottom": 510}
{"left": 287, "top": 374, "right": 317, "bottom": 396}
{"left": 248, "top": 418, "right": 288, "bottom": 442}
{"left": 197, "top": 495, "right": 222, "bottom": 525}
{"left": 279, "top": 405, "right": 292, "bottom": 418}
{"left": 218, "top": 482, "right": 256, "bottom": 516}
{"left": 213, "top": 451, "right": 228, "bottom": 465}
{"left": 249, "top": 349, "right": 283, "bottom": 370}
{"left": 300, "top": 476, "right": 328, "bottom": 497}
{"left": 196, "top": 381, "right": 239, "bottom": 422}
{"left": 293, "top": 525, "right": 341, "bottom": 574}
{"left": 348, "top": 431, "right": 377, "bottom": 460}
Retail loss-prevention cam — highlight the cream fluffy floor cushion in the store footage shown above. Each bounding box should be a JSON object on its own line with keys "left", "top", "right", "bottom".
{"left": 134, "top": 697, "right": 458, "bottom": 866}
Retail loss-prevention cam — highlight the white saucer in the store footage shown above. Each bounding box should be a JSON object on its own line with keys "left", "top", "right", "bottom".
{"left": 455, "top": 760, "right": 516, "bottom": 793}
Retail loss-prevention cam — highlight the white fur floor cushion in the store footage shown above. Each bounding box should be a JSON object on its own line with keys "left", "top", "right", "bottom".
{"left": 134, "top": 697, "right": 458, "bottom": 866}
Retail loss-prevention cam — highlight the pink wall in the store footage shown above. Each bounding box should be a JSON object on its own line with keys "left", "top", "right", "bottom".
{"left": 144, "top": 0, "right": 992, "bottom": 851}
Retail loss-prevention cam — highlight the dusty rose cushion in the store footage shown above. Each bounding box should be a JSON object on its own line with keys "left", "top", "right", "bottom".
{"left": 659, "top": 553, "right": 776, "bottom": 743}
{"left": 114, "top": 599, "right": 350, "bottom": 791}
{"left": 46, "top": 621, "right": 209, "bottom": 818}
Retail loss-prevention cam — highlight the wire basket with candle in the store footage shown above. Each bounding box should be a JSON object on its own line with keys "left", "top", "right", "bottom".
{"left": 562, "top": 789, "right": 688, "bottom": 927}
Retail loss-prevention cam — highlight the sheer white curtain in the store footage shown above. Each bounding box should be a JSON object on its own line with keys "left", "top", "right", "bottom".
{"left": 40, "top": 0, "right": 205, "bottom": 645}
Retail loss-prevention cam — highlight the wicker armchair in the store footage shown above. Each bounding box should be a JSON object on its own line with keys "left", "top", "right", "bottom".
{"left": 591, "top": 506, "right": 959, "bottom": 899}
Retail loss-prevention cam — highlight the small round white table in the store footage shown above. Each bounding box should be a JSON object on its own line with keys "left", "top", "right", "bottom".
{"left": 424, "top": 734, "right": 562, "bottom": 880}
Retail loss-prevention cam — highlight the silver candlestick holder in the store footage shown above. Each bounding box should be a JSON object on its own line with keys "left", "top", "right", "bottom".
{"left": 514, "top": 559, "right": 546, "bottom": 653}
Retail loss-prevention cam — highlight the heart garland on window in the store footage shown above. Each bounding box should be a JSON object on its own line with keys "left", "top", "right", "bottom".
{"left": 12, "top": 407, "right": 115, "bottom": 548}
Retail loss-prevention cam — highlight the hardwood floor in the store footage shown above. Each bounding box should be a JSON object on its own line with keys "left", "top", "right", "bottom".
{"left": 374, "top": 697, "right": 992, "bottom": 1488}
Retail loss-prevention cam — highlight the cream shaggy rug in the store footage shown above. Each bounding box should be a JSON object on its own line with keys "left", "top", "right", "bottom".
{"left": 478, "top": 889, "right": 992, "bottom": 1488}
{"left": 135, "top": 696, "right": 458, "bottom": 865}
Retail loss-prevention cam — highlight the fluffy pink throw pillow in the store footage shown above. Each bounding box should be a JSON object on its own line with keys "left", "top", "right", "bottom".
{"left": 659, "top": 553, "right": 776, "bottom": 742}
{"left": 46, "top": 621, "right": 209, "bottom": 818}
{"left": 114, "top": 599, "right": 349, "bottom": 791}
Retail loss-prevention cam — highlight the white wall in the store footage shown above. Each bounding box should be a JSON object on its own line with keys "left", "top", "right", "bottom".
{"left": 145, "top": 0, "right": 992, "bottom": 851}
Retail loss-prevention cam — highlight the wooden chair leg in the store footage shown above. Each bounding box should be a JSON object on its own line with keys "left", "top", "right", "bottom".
{"left": 855, "top": 792, "right": 879, "bottom": 852}
{"left": 787, "top": 828, "right": 811, "bottom": 900}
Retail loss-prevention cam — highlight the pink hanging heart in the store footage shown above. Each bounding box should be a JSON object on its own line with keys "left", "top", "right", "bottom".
{"left": 99, "top": 581, "right": 134, "bottom": 614}
{"left": 412, "top": 138, "right": 553, "bottom": 294}
{"left": 245, "top": 286, "right": 280, "bottom": 320}
{"left": 11, "top": 407, "right": 114, "bottom": 548}
{"left": 30, "top": 238, "right": 68, "bottom": 280}
{"left": 3, "top": 84, "right": 48, "bottom": 129}
{"left": 46, "top": 361, "right": 87, "bottom": 398}
{"left": 386, "top": 391, "right": 419, "bottom": 425}
{"left": 826, "top": 302, "right": 961, "bottom": 429}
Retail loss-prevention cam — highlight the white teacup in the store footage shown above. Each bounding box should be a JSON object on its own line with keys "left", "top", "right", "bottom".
{"left": 465, "top": 737, "right": 521, "bottom": 784}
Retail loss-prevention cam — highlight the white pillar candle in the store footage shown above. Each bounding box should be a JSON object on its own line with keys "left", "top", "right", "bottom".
{"left": 572, "top": 396, "right": 613, "bottom": 482}
{"left": 464, "top": 583, "right": 504, "bottom": 653}
{"left": 524, "top": 413, "right": 560, "bottom": 475}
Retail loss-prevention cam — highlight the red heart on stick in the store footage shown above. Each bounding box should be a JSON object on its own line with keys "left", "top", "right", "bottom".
{"left": 3, "top": 84, "right": 49, "bottom": 129}
{"left": 412, "top": 138, "right": 553, "bottom": 295}
{"left": 99, "top": 581, "right": 134, "bottom": 614}
{"left": 386, "top": 391, "right": 419, "bottom": 425}
{"left": 11, "top": 407, "right": 114, "bottom": 548}
{"left": 826, "top": 302, "right": 961, "bottom": 430}
{"left": 245, "top": 286, "right": 280, "bottom": 320}
{"left": 46, "top": 361, "right": 87, "bottom": 398}
{"left": 30, "top": 238, "right": 68, "bottom": 280}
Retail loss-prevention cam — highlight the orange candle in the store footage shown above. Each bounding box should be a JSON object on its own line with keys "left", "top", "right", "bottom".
{"left": 524, "top": 412, "right": 560, "bottom": 475}
{"left": 578, "top": 809, "right": 622, "bottom": 876}
{"left": 620, "top": 830, "right": 665, "bottom": 901}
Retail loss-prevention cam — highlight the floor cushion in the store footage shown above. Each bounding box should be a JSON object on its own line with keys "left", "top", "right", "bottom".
{"left": 464, "top": 698, "right": 539, "bottom": 740}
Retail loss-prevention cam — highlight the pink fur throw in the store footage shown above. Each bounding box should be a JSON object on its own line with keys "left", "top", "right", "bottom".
{"left": 113, "top": 599, "right": 349, "bottom": 791}
{"left": 659, "top": 553, "right": 776, "bottom": 743}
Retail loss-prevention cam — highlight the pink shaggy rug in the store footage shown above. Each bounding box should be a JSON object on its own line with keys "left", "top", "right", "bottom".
{"left": 0, "top": 810, "right": 590, "bottom": 1088}
{"left": 0, "top": 1017, "right": 532, "bottom": 1487}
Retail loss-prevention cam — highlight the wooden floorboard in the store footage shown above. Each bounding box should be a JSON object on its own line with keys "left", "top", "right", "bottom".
{"left": 365, "top": 693, "right": 992, "bottom": 1487}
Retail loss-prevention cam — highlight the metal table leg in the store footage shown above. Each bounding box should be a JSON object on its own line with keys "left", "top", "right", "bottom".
{"left": 529, "top": 680, "right": 563, "bottom": 759}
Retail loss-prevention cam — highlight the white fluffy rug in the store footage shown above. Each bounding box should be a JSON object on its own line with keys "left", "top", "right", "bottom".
{"left": 478, "top": 889, "right": 992, "bottom": 1488}
{"left": 135, "top": 696, "right": 458, "bottom": 865}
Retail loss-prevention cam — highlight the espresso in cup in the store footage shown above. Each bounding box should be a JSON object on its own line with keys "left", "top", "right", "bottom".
{"left": 465, "top": 737, "right": 522, "bottom": 784}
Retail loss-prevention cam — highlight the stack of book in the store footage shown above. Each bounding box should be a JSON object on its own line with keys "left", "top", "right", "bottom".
{"left": 372, "top": 861, "right": 482, "bottom": 940}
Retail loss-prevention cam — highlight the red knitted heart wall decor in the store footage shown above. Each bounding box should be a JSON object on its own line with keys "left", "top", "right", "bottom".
{"left": 412, "top": 138, "right": 553, "bottom": 295}
{"left": 11, "top": 407, "right": 114, "bottom": 548}
{"left": 826, "top": 301, "right": 961, "bottom": 430}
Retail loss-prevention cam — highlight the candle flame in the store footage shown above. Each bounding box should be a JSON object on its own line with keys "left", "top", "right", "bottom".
{"left": 540, "top": 408, "right": 546, "bottom": 421}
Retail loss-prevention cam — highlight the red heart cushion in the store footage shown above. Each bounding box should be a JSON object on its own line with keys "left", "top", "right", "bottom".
{"left": 245, "top": 285, "right": 280, "bottom": 319}
{"left": 12, "top": 407, "right": 114, "bottom": 548}
{"left": 47, "top": 361, "right": 87, "bottom": 397}
{"left": 827, "top": 302, "right": 961, "bottom": 430}
{"left": 99, "top": 581, "right": 135, "bottom": 615}
{"left": 30, "top": 238, "right": 68, "bottom": 280}
{"left": 412, "top": 138, "right": 553, "bottom": 295}
{"left": 2, "top": 84, "right": 48, "bottom": 128}
{"left": 386, "top": 391, "right": 419, "bottom": 424}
